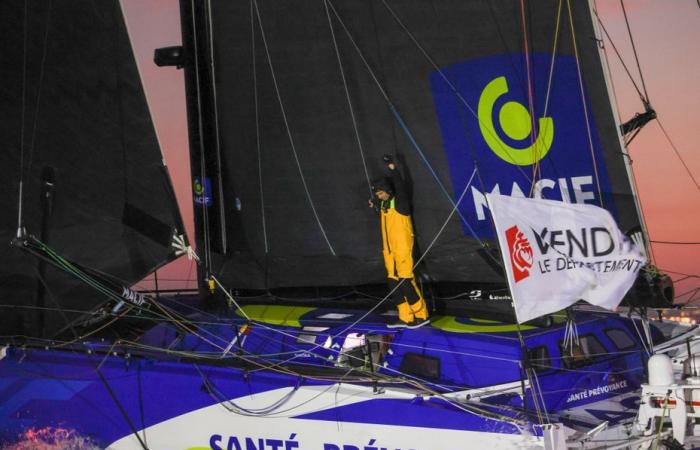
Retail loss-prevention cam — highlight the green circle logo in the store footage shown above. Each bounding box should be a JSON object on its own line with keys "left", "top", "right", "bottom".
{"left": 477, "top": 76, "right": 554, "bottom": 166}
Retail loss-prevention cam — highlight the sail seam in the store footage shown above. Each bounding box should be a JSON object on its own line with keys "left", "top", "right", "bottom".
{"left": 252, "top": 0, "right": 337, "bottom": 256}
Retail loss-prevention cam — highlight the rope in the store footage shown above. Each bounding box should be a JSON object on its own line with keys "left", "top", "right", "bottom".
{"left": 619, "top": 0, "right": 650, "bottom": 104}
{"left": 89, "top": 352, "right": 150, "bottom": 450}
{"left": 531, "top": 0, "right": 564, "bottom": 197}
{"left": 323, "top": 0, "right": 372, "bottom": 196}
{"left": 655, "top": 119, "right": 700, "bottom": 193}
{"left": 251, "top": 0, "right": 269, "bottom": 253}
{"left": 17, "top": 0, "right": 53, "bottom": 233}
{"left": 17, "top": 0, "right": 29, "bottom": 233}
{"left": 518, "top": 0, "right": 540, "bottom": 196}
{"left": 566, "top": 0, "right": 604, "bottom": 208}
{"left": 252, "top": 0, "right": 336, "bottom": 256}
{"left": 591, "top": 7, "right": 647, "bottom": 104}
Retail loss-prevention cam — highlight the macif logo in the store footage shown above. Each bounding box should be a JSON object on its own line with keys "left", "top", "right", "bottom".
{"left": 505, "top": 225, "right": 533, "bottom": 282}
{"left": 478, "top": 76, "right": 554, "bottom": 166}
{"left": 430, "top": 53, "right": 615, "bottom": 238}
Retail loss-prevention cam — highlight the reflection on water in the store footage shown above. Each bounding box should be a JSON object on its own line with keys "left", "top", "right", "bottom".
{"left": 2, "top": 427, "right": 101, "bottom": 450}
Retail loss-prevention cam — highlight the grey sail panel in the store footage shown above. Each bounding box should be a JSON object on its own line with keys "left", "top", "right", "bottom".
{"left": 0, "top": 0, "right": 184, "bottom": 337}
{"left": 202, "top": 0, "right": 637, "bottom": 290}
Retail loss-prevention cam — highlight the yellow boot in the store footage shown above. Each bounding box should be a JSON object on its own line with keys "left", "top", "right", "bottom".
{"left": 387, "top": 301, "right": 414, "bottom": 329}
{"left": 408, "top": 280, "right": 430, "bottom": 328}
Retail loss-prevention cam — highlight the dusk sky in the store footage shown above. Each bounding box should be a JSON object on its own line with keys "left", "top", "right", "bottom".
{"left": 124, "top": 1, "right": 699, "bottom": 305}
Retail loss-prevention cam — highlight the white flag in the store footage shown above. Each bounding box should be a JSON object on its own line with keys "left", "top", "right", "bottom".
{"left": 486, "top": 193, "right": 647, "bottom": 323}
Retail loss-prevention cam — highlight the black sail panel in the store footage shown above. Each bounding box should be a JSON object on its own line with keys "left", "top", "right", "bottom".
{"left": 0, "top": 1, "right": 184, "bottom": 337}
{"left": 202, "top": 1, "right": 638, "bottom": 291}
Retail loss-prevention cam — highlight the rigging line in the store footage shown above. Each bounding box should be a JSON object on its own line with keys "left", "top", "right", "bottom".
{"left": 206, "top": 0, "right": 228, "bottom": 253}
{"left": 20, "top": 0, "right": 54, "bottom": 230}
{"left": 630, "top": 314, "right": 651, "bottom": 357}
{"left": 532, "top": 0, "right": 564, "bottom": 196}
{"left": 658, "top": 268, "right": 700, "bottom": 278}
{"left": 619, "top": 0, "right": 650, "bottom": 103}
{"left": 566, "top": 0, "right": 603, "bottom": 208}
{"left": 136, "top": 364, "right": 148, "bottom": 449}
{"left": 88, "top": 352, "right": 150, "bottom": 450}
{"left": 654, "top": 118, "right": 700, "bottom": 192}
{"left": 519, "top": 0, "right": 539, "bottom": 195}
{"left": 17, "top": 0, "right": 29, "bottom": 232}
{"left": 189, "top": 0, "right": 213, "bottom": 270}
{"left": 323, "top": 0, "right": 372, "bottom": 196}
{"left": 187, "top": 4, "right": 213, "bottom": 271}
{"left": 376, "top": 0, "right": 533, "bottom": 185}
{"left": 32, "top": 264, "right": 78, "bottom": 339}
{"left": 515, "top": 324, "right": 546, "bottom": 425}
{"left": 195, "top": 364, "right": 298, "bottom": 416}
{"left": 150, "top": 298, "right": 236, "bottom": 350}
{"left": 251, "top": 0, "right": 268, "bottom": 254}
{"left": 651, "top": 240, "right": 700, "bottom": 245}
{"left": 252, "top": 0, "right": 336, "bottom": 256}
{"left": 591, "top": 7, "right": 646, "bottom": 103}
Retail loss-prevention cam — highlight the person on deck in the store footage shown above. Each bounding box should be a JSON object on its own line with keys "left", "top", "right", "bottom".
{"left": 369, "top": 155, "right": 430, "bottom": 329}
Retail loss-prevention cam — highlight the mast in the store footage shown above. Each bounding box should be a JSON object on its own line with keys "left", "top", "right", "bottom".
{"left": 179, "top": 0, "right": 226, "bottom": 296}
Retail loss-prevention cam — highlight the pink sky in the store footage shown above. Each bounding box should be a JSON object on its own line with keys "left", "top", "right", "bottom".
{"left": 123, "top": 1, "right": 699, "bottom": 303}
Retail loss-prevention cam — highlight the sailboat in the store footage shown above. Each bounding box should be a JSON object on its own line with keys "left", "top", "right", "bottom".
{"left": 1, "top": 0, "right": 697, "bottom": 449}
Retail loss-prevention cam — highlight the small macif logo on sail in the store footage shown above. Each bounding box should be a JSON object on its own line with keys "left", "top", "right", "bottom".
{"left": 505, "top": 225, "right": 533, "bottom": 282}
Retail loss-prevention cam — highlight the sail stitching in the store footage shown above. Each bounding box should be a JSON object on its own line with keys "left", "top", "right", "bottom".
{"left": 323, "top": 0, "right": 373, "bottom": 197}
{"left": 252, "top": 0, "right": 336, "bottom": 256}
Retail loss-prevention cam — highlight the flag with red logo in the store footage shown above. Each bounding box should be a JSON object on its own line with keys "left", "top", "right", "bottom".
{"left": 486, "top": 193, "right": 646, "bottom": 323}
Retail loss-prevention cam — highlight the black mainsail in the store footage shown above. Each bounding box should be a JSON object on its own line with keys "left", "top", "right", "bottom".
{"left": 0, "top": 0, "right": 185, "bottom": 338}
{"left": 184, "top": 0, "right": 657, "bottom": 305}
